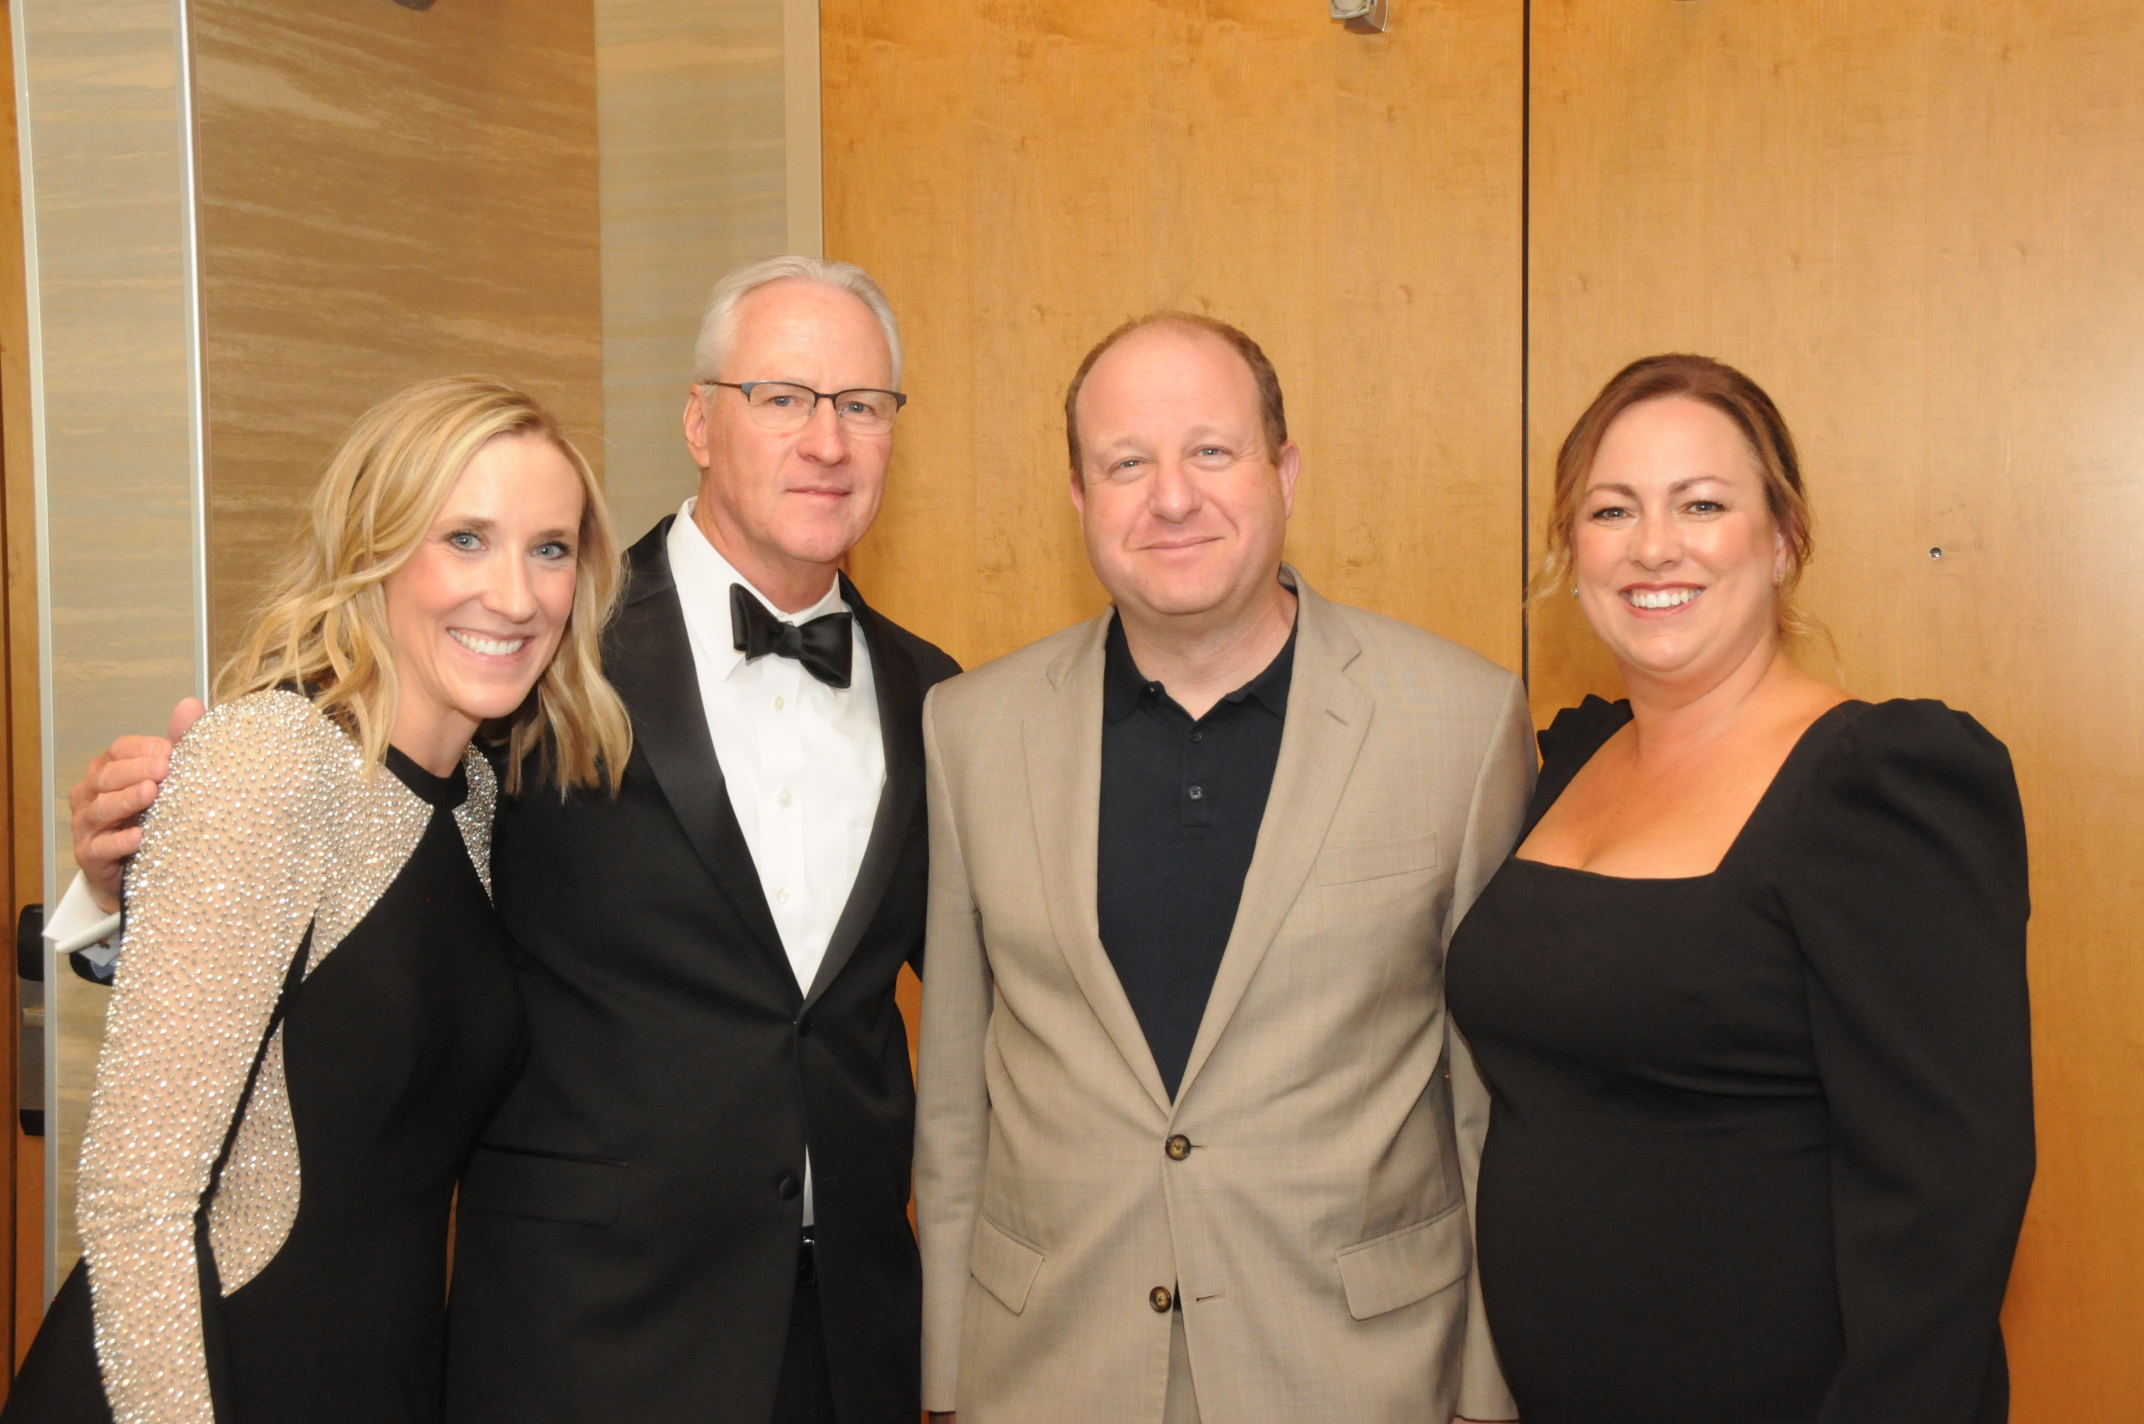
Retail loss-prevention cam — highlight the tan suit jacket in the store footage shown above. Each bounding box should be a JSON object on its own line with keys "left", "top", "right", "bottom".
{"left": 915, "top": 572, "right": 1533, "bottom": 1423}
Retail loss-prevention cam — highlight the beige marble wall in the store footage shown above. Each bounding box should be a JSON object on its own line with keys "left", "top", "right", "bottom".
{"left": 17, "top": 0, "right": 817, "bottom": 1291}
{"left": 13, "top": 0, "right": 207, "bottom": 1285}
{"left": 194, "top": 0, "right": 604, "bottom": 668}
{"left": 21, "top": 0, "right": 608, "bottom": 1286}
{"left": 593, "top": 0, "right": 793, "bottom": 541}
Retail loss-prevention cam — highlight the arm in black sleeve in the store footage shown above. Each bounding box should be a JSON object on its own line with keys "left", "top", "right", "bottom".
{"left": 1784, "top": 700, "right": 2034, "bottom": 1424}
{"left": 898, "top": 630, "right": 961, "bottom": 975}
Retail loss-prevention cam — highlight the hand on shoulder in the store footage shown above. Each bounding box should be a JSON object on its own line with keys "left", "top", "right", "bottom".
{"left": 70, "top": 697, "right": 204, "bottom": 913}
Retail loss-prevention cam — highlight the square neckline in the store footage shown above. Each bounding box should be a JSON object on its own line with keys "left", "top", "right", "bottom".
{"left": 1510, "top": 698, "right": 1865, "bottom": 885}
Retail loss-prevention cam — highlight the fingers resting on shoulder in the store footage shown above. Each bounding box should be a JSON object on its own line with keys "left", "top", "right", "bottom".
{"left": 69, "top": 697, "right": 204, "bottom": 913}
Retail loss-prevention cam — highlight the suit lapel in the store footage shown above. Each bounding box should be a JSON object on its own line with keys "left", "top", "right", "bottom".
{"left": 606, "top": 519, "right": 793, "bottom": 991}
{"left": 1172, "top": 573, "right": 1372, "bottom": 1107}
{"left": 1025, "top": 614, "right": 1174, "bottom": 1117}
{"left": 802, "top": 575, "right": 922, "bottom": 1009}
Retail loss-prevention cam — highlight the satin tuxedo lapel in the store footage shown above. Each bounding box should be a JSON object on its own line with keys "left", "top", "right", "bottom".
{"left": 1023, "top": 616, "right": 1174, "bottom": 1116}
{"left": 803, "top": 573, "right": 924, "bottom": 1009}
{"left": 1172, "top": 576, "right": 1372, "bottom": 1105}
{"left": 608, "top": 519, "right": 791, "bottom": 990}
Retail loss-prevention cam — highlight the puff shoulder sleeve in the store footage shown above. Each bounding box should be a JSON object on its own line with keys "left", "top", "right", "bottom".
{"left": 1783, "top": 700, "right": 2034, "bottom": 1424}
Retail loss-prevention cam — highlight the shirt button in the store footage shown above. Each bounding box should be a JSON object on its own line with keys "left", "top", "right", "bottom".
{"left": 776, "top": 888, "right": 790, "bottom": 904}
{"left": 1149, "top": 1286, "right": 1173, "bottom": 1313}
{"left": 774, "top": 695, "right": 785, "bottom": 712}
{"left": 778, "top": 790, "right": 792, "bottom": 807}
{"left": 1188, "top": 785, "right": 1203, "bottom": 800}
{"left": 1165, "top": 1135, "right": 1192, "bottom": 1161}
{"left": 1189, "top": 731, "right": 1203, "bottom": 743}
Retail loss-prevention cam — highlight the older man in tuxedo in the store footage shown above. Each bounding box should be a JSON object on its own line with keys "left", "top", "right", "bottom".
{"left": 63, "top": 256, "right": 955, "bottom": 1424}
{"left": 914, "top": 314, "right": 1529, "bottom": 1423}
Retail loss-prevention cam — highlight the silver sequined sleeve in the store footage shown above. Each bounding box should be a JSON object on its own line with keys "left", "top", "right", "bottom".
{"left": 77, "top": 691, "right": 336, "bottom": 1424}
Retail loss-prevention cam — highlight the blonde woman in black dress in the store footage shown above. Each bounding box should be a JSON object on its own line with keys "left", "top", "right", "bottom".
{"left": 7, "top": 377, "right": 632, "bottom": 1423}
{"left": 1445, "top": 355, "right": 2032, "bottom": 1424}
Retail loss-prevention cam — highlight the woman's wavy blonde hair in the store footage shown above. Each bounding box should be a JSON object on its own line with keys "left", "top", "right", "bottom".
{"left": 218, "top": 375, "right": 633, "bottom": 795}
{"left": 1533, "top": 353, "right": 1820, "bottom": 647}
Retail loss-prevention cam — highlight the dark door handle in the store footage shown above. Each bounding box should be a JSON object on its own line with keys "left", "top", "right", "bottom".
{"left": 18, "top": 903, "right": 42, "bottom": 1136}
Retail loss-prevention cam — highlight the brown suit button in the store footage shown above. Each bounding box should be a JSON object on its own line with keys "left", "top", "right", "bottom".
{"left": 1165, "top": 1134, "right": 1192, "bottom": 1161}
{"left": 1149, "top": 1286, "right": 1173, "bottom": 1313}
{"left": 776, "top": 1173, "right": 802, "bottom": 1201}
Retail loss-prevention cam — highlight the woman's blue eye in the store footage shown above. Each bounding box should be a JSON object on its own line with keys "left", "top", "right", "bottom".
{"left": 449, "top": 531, "right": 481, "bottom": 550}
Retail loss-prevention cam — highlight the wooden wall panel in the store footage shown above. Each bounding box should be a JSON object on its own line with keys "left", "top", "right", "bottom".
{"left": 194, "top": 0, "right": 604, "bottom": 666}
{"left": 1528, "top": 4, "right": 2144, "bottom": 1416}
{"left": 824, "top": 0, "right": 1526, "bottom": 676}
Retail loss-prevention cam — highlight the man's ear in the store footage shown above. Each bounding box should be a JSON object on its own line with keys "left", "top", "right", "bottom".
{"left": 1275, "top": 440, "right": 1302, "bottom": 519}
{"left": 1068, "top": 466, "right": 1088, "bottom": 522}
{"left": 682, "top": 386, "right": 714, "bottom": 468}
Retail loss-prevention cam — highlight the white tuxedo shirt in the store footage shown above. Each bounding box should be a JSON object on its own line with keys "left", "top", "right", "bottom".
{"left": 666, "top": 501, "right": 887, "bottom": 1225}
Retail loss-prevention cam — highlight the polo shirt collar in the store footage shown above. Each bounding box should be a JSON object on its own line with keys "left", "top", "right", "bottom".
{"left": 1102, "top": 608, "right": 1299, "bottom": 724}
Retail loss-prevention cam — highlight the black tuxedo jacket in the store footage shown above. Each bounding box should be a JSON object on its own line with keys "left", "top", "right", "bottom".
{"left": 445, "top": 518, "right": 958, "bottom": 1424}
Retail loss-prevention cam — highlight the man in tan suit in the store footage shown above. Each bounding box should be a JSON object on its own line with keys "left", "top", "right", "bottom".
{"left": 916, "top": 313, "right": 1530, "bottom": 1423}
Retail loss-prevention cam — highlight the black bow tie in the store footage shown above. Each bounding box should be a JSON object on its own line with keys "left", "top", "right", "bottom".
{"left": 730, "top": 584, "right": 854, "bottom": 689}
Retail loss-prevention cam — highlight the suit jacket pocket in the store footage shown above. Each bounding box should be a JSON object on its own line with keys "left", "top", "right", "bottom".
{"left": 1335, "top": 1201, "right": 1470, "bottom": 1321}
{"left": 1313, "top": 831, "right": 1439, "bottom": 886}
{"left": 969, "top": 1215, "right": 1045, "bottom": 1315}
{"left": 460, "top": 1144, "right": 627, "bottom": 1227}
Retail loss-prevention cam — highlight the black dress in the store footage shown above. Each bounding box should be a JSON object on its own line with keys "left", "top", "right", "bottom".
{"left": 1445, "top": 697, "right": 2034, "bottom": 1424}
{"left": 8, "top": 691, "right": 527, "bottom": 1424}
{"left": 213, "top": 750, "right": 528, "bottom": 1421}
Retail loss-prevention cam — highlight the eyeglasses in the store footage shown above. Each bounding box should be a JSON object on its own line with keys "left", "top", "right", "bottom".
{"left": 698, "top": 381, "right": 908, "bottom": 434}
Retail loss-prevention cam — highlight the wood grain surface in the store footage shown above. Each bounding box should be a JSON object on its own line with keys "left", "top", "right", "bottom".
{"left": 823, "top": 0, "right": 1528, "bottom": 676}
{"left": 1528, "top": 4, "right": 2144, "bottom": 1414}
{"left": 194, "top": 0, "right": 604, "bottom": 666}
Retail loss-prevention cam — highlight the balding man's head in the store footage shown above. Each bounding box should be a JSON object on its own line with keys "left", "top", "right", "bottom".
{"left": 1064, "top": 314, "right": 1299, "bottom": 632}
{"left": 1065, "top": 313, "right": 1287, "bottom": 478}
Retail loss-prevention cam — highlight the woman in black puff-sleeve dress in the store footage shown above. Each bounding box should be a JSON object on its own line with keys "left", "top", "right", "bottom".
{"left": 1446, "top": 356, "right": 2033, "bottom": 1424}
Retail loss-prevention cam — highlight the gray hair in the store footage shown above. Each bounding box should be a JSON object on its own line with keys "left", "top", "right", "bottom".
{"left": 691, "top": 255, "right": 904, "bottom": 388}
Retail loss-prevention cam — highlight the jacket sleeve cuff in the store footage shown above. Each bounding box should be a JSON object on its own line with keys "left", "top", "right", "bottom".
{"left": 1459, "top": 1378, "right": 1520, "bottom": 1422}
{"left": 1457, "top": 1279, "right": 1519, "bottom": 1421}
